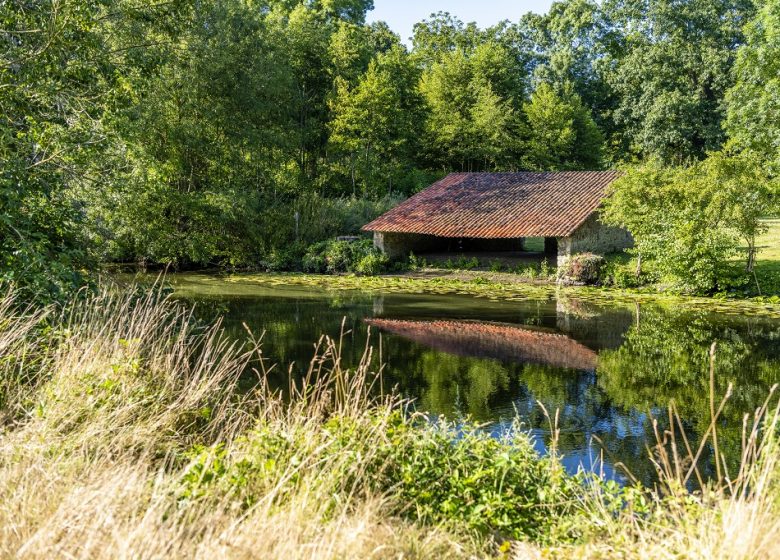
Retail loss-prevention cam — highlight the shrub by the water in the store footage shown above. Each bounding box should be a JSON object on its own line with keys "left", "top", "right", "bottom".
{"left": 302, "top": 238, "right": 387, "bottom": 275}
{"left": 558, "top": 253, "right": 606, "bottom": 285}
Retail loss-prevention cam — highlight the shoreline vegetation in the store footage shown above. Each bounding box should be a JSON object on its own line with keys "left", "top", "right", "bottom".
{"left": 1, "top": 286, "right": 779, "bottom": 559}
{"left": 168, "top": 271, "right": 780, "bottom": 319}
{"left": 157, "top": 217, "right": 780, "bottom": 317}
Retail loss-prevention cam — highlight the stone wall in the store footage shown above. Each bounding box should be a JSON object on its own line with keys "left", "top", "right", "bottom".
{"left": 373, "top": 232, "right": 448, "bottom": 260}
{"left": 557, "top": 213, "right": 633, "bottom": 266}
{"left": 373, "top": 232, "right": 526, "bottom": 259}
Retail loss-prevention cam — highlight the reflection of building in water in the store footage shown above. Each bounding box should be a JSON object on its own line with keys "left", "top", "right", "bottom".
{"left": 372, "top": 296, "right": 384, "bottom": 316}
{"left": 555, "top": 297, "right": 635, "bottom": 349}
{"left": 365, "top": 318, "right": 598, "bottom": 371}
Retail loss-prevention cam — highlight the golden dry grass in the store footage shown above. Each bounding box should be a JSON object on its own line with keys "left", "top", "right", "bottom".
{"left": 0, "top": 287, "right": 779, "bottom": 559}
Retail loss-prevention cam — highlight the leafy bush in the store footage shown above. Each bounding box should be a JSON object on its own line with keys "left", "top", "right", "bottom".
{"left": 442, "top": 255, "right": 480, "bottom": 270}
{"left": 558, "top": 253, "right": 606, "bottom": 285}
{"left": 324, "top": 241, "right": 354, "bottom": 273}
{"left": 182, "top": 411, "right": 581, "bottom": 542}
{"left": 515, "top": 263, "right": 539, "bottom": 278}
{"left": 302, "top": 242, "right": 329, "bottom": 273}
{"left": 260, "top": 244, "right": 306, "bottom": 272}
{"left": 302, "top": 238, "right": 388, "bottom": 275}
{"left": 489, "top": 260, "right": 505, "bottom": 272}
{"left": 354, "top": 252, "right": 389, "bottom": 276}
{"left": 407, "top": 253, "right": 428, "bottom": 270}
{"left": 601, "top": 156, "right": 780, "bottom": 293}
{"left": 600, "top": 253, "right": 658, "bottom": 288}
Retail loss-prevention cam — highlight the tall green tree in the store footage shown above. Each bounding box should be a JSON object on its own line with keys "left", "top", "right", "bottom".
{"left": 420, "top": 42, "right": 523, "bottom": 171}
{"left": 0, "top": 0, "right": 139, "bottom": 298}
{"left": 605, "top": 0, "right": 754, "bottom": 163}
{"left": 602, "top": 152, "right": 777, "bottom": 292}
{"left": 95, "top": 0, "right": 296, "bottom": 266}
{"left": 520, "top": 0, "right": 621, "bottom": 144}
{"left": 411, "top": 12, "right": 483, "bottom": 67}
{"left": 725, "top": 0, "right": 780, "bottom": 172}
{"left": 523, "top": 83, "right": 604, "bottom": 170}
{"left": 329, "top": 47, "right": 423, "bottom": 196}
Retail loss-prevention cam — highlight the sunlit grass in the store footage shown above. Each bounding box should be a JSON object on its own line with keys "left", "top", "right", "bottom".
{"left": 3, "top": 287, "right": 779, "bottom": 558}
{"left": 753, "top": 219, "right": 780, "bottom": 296}
{"left": 756, "top": 219, "right": 780, "bottom": 261}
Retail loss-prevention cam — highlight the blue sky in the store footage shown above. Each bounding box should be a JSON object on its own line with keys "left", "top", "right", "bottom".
{"left": 367, "top": 1, "right": 555, "bottom": 45}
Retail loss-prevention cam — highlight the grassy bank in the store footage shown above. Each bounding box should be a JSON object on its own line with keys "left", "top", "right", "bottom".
{"left": 755, "top": 219, "right": 780, "bottom": 296}
{"left": 1, "top": 287, "right": 779, "bottom": 559}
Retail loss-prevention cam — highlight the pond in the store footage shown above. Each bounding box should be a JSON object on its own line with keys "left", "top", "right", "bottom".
{"left": 170, "top": 274, "right": 780, "bottom": 485}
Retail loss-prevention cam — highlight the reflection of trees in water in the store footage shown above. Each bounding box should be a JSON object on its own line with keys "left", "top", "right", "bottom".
{"left": 597, "top": 309, "right": 780, "bottom": 480}
{"left": 375, "top": 311, "right": 780, "bottom": 484}
{"left": 183, "top": 290, "right": 780, "bottom": 484}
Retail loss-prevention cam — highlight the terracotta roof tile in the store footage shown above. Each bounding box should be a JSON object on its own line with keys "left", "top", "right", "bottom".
{"left": 363, "top": 171, "right": 621, "bottom": 238}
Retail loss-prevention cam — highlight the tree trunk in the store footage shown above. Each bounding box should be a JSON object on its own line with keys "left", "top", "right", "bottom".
{"left": 746, "top": 237, "right": 756, "bottom": 273}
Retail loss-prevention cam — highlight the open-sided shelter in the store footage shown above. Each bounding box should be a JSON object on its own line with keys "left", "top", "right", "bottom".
{"left": 362, "top": 171, "right": 633, "bottom": 266}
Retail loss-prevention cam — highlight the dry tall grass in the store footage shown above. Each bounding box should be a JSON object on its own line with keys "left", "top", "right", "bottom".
{"left": 0, "top": 287, "right": 779, "bottom": 559}
{"left": 539, "top": 346, "right": 780, "bottom": 560}
{"left": 0, "top": 287, "right": 483, "bottom": 559}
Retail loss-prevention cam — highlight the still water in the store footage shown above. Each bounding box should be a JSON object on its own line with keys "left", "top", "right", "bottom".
{"left": 171, "top": 274, "right": 780, "bottom": 484}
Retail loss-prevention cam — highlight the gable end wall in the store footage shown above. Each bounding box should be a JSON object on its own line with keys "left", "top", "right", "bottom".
{"left": 557, "top": 213, "right": 634, "bottom": 266}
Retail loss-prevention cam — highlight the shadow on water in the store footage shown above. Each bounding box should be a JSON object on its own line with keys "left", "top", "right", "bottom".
{"left": 169, "top": 274, "right": 780, "bottom": 485}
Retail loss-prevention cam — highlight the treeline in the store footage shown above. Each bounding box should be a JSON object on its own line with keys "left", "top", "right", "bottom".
{"left": 2, "top": 0, "right": 779, "bottom": 298}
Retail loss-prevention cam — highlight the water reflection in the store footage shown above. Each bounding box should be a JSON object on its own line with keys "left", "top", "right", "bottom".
{"left": 364, "top": 319, "right": 598, "bottom": 370}
{"left": 171, "top": 275, "right": 780, "bottom": 484}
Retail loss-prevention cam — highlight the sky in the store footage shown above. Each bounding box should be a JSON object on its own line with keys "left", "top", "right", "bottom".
{"left": 367, "top": 1, "right": 555, "bottom": 45}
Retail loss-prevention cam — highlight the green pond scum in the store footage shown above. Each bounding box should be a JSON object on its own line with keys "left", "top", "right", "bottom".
{"left": 169, "top": 272, "right": 780, "bottom": 320}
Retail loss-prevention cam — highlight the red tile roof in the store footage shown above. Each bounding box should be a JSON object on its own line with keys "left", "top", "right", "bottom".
{"left": 363, "top": 171, "right": 621, "bottom": 238}
{"left": 364, "top": 318, "right": 597, "bottom": 371}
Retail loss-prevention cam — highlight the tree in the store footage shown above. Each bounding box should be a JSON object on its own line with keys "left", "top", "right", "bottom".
{"left": 725, "top": 0, "right": 780, "bottom": 172}
{"left": 94, "top": 0, "right": 297, "bottom": 267}
{"left": 519, "top": 0, "right": 621, "bottom": 145}
{"left": 695, "top": 151, "right": 779, "bottom": 274}
{"left": 0, "top": 0, "right": 132, "bottom": 299}
{"left": 604, "top": 0, "right": 754, "bottom": 163}
{"left": 420, "top": 42, "right": 523, "bottom": 171}
{"left": 328, "top": 47, "right": 423, "bottom": 196}
{"left": 601, "top": 153, "right": 778, "bottom": 292}
{"left": 523, "top": 83, "right": 604, "bottom": 170}
{"left": 411, "top": 12, "right": 483, "bottom": 67}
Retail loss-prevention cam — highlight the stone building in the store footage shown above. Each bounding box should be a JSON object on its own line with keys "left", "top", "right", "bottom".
{"left": 362, "top": 171, "right": 633, "bottom": 266}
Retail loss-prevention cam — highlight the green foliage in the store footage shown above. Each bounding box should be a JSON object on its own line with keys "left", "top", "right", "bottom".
{"left": 180, "top": 411, "right": 581, "bottom": 542}
{"left": 489, "top": 260, "right": 506, "bottom": 273}
{"left": 726, "top": 0, "right": 780, "bottom": 172}
{"left": 302, "top": 238, "right": 386, "bottom": 275}
{"left": 523, "top": 83, "right": 604, "bottom": 170}
{"left": 407, "top": 253, "right": 428, "bottom": 271}
{"left": 0, "top": 0, "right": 116, "bottom": 300}
{"left": 442, "top": 256, "right": 480, "bottom": 270}
{"left": 353, "top": 251, "right": 389, "bottom": 276}
{"left": 602, "top": 155, "right": 778, "bottom": 293}
{"left": 4, "top": 0, "right": 777, "bottom": 301}
{"left": 520, "top": 0, "right": 619, "bottom": 139}
{"left": 557, "top": 253, "right": 606, "bottom": 285}
{"left": 419, "top": 41, "right": 525, "bottom": 171}
{"left": 606, "top": 0, "right": 754, "bottom": 162}
{"left": 328, "top": 46, "right": 424, "bottom": 197}
{"left": 600, "top": 253, "right": 658, "bottom": 289}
